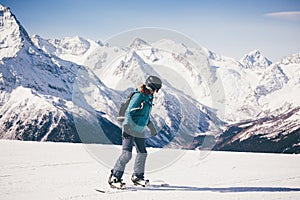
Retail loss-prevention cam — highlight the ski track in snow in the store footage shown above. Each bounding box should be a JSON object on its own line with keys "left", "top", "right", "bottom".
{"left": 0, "top": 140, "right": 300, "bottom": 200}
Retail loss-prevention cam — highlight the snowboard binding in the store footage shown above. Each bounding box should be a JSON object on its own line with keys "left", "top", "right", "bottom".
{"left": 131, "top": 175, "right": 150, "bottom": 187}
{"left": 108, "top": 173, "right": 126, "bottom": 190}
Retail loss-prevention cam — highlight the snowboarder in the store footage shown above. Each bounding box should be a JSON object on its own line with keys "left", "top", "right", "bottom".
{"left": 108, "top": 76, "right": 162, "bottom": 189}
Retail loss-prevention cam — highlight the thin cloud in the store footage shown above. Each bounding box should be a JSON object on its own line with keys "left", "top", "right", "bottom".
{"left": 264, "top": 11, "right": 300, "bottom": 22}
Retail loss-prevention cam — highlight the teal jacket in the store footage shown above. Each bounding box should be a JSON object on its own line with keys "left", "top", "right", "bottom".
{"left": 123, "top": 89, "right": 153, "bottom": 133}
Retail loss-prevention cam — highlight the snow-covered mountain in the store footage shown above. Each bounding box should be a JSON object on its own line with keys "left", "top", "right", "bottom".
{"left": 240, "top": 50, "right": 272, "bottom": 69}
{"left": 0, "top": 4, "right": 222, "bottom": 149}
{"left": 214, "top": 107, "right": 300, "bottom": 153}
{"left": 1, "top": 3, "right": 299, "bottom": 153}
{"left": 30, "top": 35, "right": 105, "bottom": 66}
{"left": 79, "top": 37, "right": 300, "bottom": 123}
{"left": 0, "top": 5, "right": 122, "bottom": 144}
{"left": 33, "top": 32, "right": 300, "bottom": 153}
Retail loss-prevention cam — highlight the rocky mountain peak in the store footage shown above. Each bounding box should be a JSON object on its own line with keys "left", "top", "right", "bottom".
{"left": 240, "top": 50, "right": 272, "bottom": 69}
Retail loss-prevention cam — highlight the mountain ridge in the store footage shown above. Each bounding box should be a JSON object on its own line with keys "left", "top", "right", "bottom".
{"left": 1, "top": 4, "right": 299, "bottom": 153}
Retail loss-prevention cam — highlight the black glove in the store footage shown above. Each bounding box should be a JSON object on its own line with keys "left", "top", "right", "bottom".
{"left": 147, "top": 121, "right": 157, "bottom": 137}
{"left": 122, "top": 124, "right": 131, "bottom": 139}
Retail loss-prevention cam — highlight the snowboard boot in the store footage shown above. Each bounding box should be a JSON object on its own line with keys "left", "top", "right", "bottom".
{"left": 131, "top": 175, "right": 150, "bottom": 187}
{"left": 108, "top": 173, "right": 126, "bottom": 189}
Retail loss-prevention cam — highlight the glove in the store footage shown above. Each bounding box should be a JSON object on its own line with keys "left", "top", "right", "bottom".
{"left": 122, "top": 124, "right": 131, "bottom": 139}
{"left": 147, "top": 121, "right": 157, "bottom": 137}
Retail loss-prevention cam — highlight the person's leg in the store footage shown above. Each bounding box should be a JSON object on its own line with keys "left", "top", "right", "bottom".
{"left": 112, "top": 135, "right": 134, "bottom": 179}
{"left": 133, "top": 137, "right": 147, "bottom": 179}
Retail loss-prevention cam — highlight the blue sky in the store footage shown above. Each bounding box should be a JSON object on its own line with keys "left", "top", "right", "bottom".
{"left": 2, "top": 0, "right": 300, "bottom": 61}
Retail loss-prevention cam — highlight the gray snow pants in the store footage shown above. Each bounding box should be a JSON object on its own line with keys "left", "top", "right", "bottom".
{"left": 112, "top": 134, "right": 147, "bottom": 179}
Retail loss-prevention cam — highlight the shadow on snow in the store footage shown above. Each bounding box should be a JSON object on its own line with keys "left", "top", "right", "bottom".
{"left": 127, "top": 185, "right": 300, "bottom": 193}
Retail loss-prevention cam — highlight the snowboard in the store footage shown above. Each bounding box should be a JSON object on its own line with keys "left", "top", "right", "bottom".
{"left": 95, "top": 180, "right": 169, "bottom": 194}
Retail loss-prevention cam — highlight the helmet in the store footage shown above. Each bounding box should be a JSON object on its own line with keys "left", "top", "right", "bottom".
{"left": 145, "top": 75, "right": 162, "bottom": 92}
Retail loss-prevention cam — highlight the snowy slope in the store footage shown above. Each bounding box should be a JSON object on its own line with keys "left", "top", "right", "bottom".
{"left": 213, "top": 54, "right": 300, "bottom": 153}
{"left": 0, "top": 4, "right": 122, "bottom": 143}
{"left": 31, "top": 34, "right": 126, "bottom": 76}
{"left": 240, "top": 50, "right": 272, "bottom": 69}
{"left": 1, "top": 140, "right": 300, "bottom": 200}
{"left": 256, "top": 54, "right": 300, "bottom": 112}
{"left": 215, "top": 107, "right": 300, "bottom": 153}
{"left": 0, "top": 6, "right": 23, "bottom": 60}
{"left": 30, "top": 35, "right": 105, "bottom": 66}
{"left": 0, "top": 4, "right": 77, "bottom": 141}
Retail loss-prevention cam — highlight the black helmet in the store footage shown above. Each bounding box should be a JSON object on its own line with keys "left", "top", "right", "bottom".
{"left": 145, "top": 75, "right": 162, "bottom": 92}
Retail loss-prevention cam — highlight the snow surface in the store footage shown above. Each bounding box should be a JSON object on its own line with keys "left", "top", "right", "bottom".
{"left": 1, "top": 140, "right": 300, "bottom": 200}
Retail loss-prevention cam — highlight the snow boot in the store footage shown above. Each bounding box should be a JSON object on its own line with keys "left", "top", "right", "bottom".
{"left": 131, "top": 175, "right": 150, "bottom": 187}
{"left": 108, "top": 173, "right": 126, "bottom": 189}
